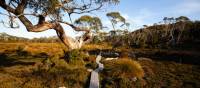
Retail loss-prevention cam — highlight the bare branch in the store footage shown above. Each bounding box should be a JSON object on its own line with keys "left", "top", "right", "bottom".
{"left": 15, "top": 0, "right": 27, "bottom": 14}
{"left": 0, "top": 0, "right": 15, "bottom": 13}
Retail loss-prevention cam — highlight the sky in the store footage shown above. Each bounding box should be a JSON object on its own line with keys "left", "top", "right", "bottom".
{"left": 0, "top": 0, "right": 200, "bottom": 39}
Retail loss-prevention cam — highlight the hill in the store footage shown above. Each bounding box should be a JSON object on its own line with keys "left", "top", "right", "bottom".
{"left": 129, "top": 20, "right": 200, "bottom": 49}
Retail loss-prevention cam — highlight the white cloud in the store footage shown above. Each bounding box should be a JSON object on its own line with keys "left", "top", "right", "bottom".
{"left": 121, "top": 8, "right": 154, "bottom": 31}
{"left": 174, "top": 0, "right": 200, "bottom": 15}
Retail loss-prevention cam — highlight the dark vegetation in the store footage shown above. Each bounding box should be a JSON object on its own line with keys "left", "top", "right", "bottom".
{"left": 104, "top": 17, "right": 200, "bottom": 50}
{"left": 97, "top": 16, "right": 200, "bottom": 88}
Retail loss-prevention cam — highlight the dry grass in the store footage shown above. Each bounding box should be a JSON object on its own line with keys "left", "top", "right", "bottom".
{"left": 82, "top": 43, "right": 112, "bottom": 51}
{"left": 137, "top": 59, "right": 200, "bottom": 88}
{"left": 0, "top": 43, "right": 96, "bottom": 88}
{"left": 100, "top": 58, "right": 145, "bottom": 88}
{"left": 0, "top": 55, "right": 90, "bottom": 88}
{"left": 0, "top": 43, "right": 66, "bottom": 56}
{"left": 1, "top": 42, "right": 199, "bottom": 88}
{"left": 103, "top": 58, "right": 144, "bottom": 78}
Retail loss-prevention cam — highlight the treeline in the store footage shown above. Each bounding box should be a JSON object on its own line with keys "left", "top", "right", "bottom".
{"left": 1, "top": 16, "right": 200, "bottom": 50}
{"left": 103, "top": 16, "right": 200, "bottom": 50}
{"left": 0, "top": 33, "right": 60, "bottom": 43}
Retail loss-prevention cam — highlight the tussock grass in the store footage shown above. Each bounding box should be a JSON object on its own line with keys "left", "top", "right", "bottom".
{"left": 103, "top": 58, "right": 144, "bottom": 78}
{"left": 101, "top": 58, "right": 145, "bottom": 88}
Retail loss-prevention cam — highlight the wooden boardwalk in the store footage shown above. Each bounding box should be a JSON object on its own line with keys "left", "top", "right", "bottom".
{"left": 89, "top": 54, "right": 104, "bottom": 88}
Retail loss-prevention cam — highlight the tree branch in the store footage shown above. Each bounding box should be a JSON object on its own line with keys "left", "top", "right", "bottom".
{"left": 15, "top": 0, "right": 26, "bottom": 14}
{"left": 59, "top": 21, "right": 90, "bottom": 32}
{"left": 0, "top": 0, "right": 15, "bottom": 13}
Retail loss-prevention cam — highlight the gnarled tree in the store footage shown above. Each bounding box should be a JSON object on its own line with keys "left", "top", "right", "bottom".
{"left": 0, "top": 0, "right": 119, "bottom": 50}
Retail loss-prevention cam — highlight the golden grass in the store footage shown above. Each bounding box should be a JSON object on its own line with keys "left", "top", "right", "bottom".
{"left": 0, "top": 43, "right": 66, "bottom": 56}
{"left": 103, "top": 58, "right": 144, "bottom": 78}
{"left": 82, "top": 43, "right": 112, "bottom": 51}
{"left": 0, "top": 43, "right": 95, "bottom": 88}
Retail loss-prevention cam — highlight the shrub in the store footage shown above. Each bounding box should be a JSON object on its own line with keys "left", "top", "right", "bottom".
{"left": 30, "top": 56, "right": 89, "bottom": 88}
{"left": 104, "top": 59, "right": 144, "bottom": 78}
{"left": 85, "top": 62, "right": 98, "bottom": 69}
{"left": 16, "top": 46, "right": 30, "bottom": 56}
{"left": 64, "top": 49, "right": 86, "bottom": 65}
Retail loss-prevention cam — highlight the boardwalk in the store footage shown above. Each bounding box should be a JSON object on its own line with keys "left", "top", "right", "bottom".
{"left": 89, "top": 54, "right": 104, "bottom": 88}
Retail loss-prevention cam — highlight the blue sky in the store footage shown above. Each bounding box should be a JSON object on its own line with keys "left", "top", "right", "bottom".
{"left": 0, "top": 0, "right": 200, "bottom": 38}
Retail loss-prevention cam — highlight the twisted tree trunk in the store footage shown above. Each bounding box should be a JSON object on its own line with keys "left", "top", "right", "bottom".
{"left": 0, "top": 0, "right": 93, "bottom": 50}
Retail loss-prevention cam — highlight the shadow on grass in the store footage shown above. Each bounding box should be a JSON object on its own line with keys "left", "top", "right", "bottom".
{"left": 17, "top": 66, "right": 90, "bottom": 88}
{"left": 0, "top": 53, "right": 35, "bottom": 67}
{"left": 133, "top": 50, "right": 200, "bottom": 65}
{"left": 88, "top": 49, "right": 120, "bottom": 58}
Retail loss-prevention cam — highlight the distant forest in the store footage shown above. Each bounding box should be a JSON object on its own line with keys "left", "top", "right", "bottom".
{"left": 1, "top": 16, "right": 200, "bottom": 50}
{"left": 103, "top": 16, "right": 200, "bottom": 50}
{"left": 0, "top": 33, "right": 60, "bottom": 43}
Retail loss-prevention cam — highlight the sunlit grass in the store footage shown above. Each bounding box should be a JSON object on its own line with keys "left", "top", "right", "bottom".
{"left": 103, "top": 58, "right": 144, "bottom": 78}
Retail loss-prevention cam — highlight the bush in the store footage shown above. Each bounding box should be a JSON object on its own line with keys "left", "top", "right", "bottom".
{"left": 16, "top": 46, "right": 30, "bottom": 56}
{"left": 30, "top": 56, "right": 89, "bottom": 88}
{"left": 101, "top": 59, "right": 145, "bottom": 88}
{"left": 63, "top": 49, "right": 88, "bottom": 65}
{"left": 85, "top": 62, "right": 98, "bottom": 69}
{"left": 103, "top": 59, "right": 144, "bottom": 78}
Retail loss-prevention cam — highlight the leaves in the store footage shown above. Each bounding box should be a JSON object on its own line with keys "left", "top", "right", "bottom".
{"left": 75, "top": 15, "right": 102, "bottom": 32}
{"left": 95, "top": 0, "right": 120, "bottom": 4}
{"left": 106, "top": 12, "right": 125, "bottom": 24}
{"left": 176, "top": 16, "right": 190, "bottom": 22}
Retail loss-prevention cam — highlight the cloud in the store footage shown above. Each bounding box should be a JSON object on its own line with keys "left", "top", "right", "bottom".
{"left": 121, "top": 8, "right": 154, "bottom": 30}
{"left": 174, "top": 0, "right": 200, "bottom": 15}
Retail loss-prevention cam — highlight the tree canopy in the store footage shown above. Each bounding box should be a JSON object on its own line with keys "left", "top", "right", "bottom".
{"left": 75, "top": 15, "right": 102, "bottom": 33}
{"left": 106, "top": 12, "right": 126, "bottom": 25}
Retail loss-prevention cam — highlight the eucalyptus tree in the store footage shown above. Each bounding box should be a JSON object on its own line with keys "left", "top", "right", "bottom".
{"left": 176, "top": 16, "right": 190, "bottom": 22}
{"left": 163, "top": 17, "right": 168, "bottom": 24}
{"left": 0, "top": 0, "right": 119, "bottom": 50}
{"left": 175, "top": 16, "right": 190, "bottom": 44}
{"left": 162, "top": 17, "right": 176, "bottom": 46}
{"left": 106, "top": 12, "right": 126, "bottom": 31}
{"left": 74, "top": 15, "right": 103, "bottom": 44}
{"left": 75, "top": 15, "right": 102, "bottom": 33}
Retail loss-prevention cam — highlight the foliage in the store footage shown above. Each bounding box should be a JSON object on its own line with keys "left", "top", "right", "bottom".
{"left": 138, "top": 59, "right": 200, "bottom": 88}
{"left": 0, "top": 0, "right": 121, "bottom": 50}
{"left": 64, "top": 49, "right": 87, "bottom": 65}
{"left": 106, "top": 12, "right": 128, "bottom": 32}
{"left": 75, "top": 15, "right": 102, "bottom": 33}
{"left": 16, "top": 45, "right": 30, "bottom": 56}
{"left": 106, "top": 12, "right": 126, "bottom": 24}
{"left": 0, "top": 48, "right": 90, "bottom": 88}
{"left": 101, "top": 58, "right": 144, "bottom": 88}
{"left": 104, "top": 16, "right": 200, "bottom": 50}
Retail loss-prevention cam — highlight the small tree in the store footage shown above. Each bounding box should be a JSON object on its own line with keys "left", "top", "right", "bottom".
{"left": 106, "top": 12, "right": 127, "bottom": 35}
{"left": 75, "top": 15, "right": 102, "bottom": 33}
{"left": 175, "top": 16, "right": 191, "bottom": 44}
